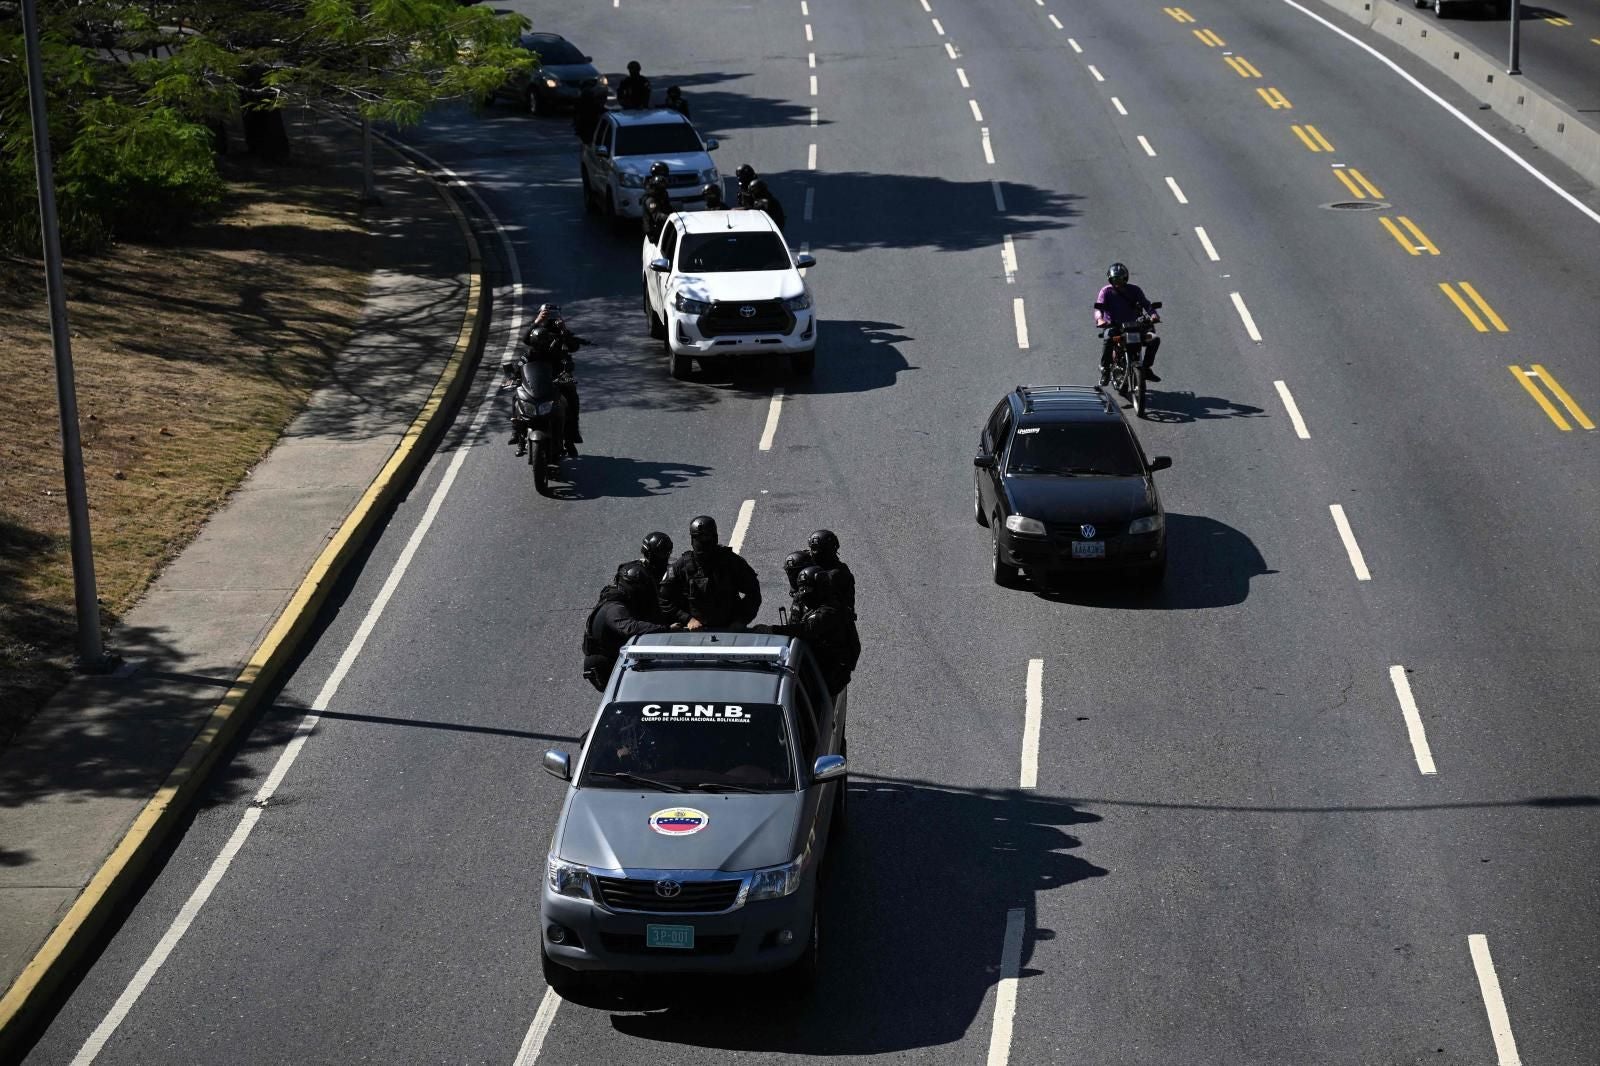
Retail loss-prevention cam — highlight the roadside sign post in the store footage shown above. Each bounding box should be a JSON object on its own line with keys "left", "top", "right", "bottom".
{"left": 1508, "top": 0, "right": 1522, "bottom": 75}
{"left": 21, "top": 0, "right": 106, "bottom": 669}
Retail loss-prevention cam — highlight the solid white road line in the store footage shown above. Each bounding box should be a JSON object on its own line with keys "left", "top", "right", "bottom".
{"left": 1468, "top": 935, "right": 1524, "bottom": 1065}
{"left": 1164, "top": 176, "right": 1188, "bottom": 204}
{"left": 958, "top": 67, "right": 970, "bottom": 87}
{"left": 985, "top": 908, "right": 1027, "bottom": 1066}
{"left": 72, "top": 149, "right": 527, "bottom": 1066}
{"left": 970, "top": 99, "right": 984, "bottom": 121}
{"left": 730, "top": 499, "right": 756, "bottom": 555}
{"left": 1388, "top": 665, "right": 1437, "bottom": 775}
{"left": 945, "top": 41, "right": 959, "bottom": 59}
{"left": 1276, "top": 0, "right": 1599, "bottom": 226}
{"left": 1272, "top": 380, "right": 1310, "bottom": 439}
{"left": 1049, "top": 14, "right": 1063, "bottom": 28}
{"left": 808, "top": 143, "right": 818, "bottom": 169}
{"left": 932, "top": 17, "right": 945, "bottom": 34}
{"left": 1111, "top": 96, "right": 1127, "bottom": 115}
{"left": 1328, "top": 504, "right": 1371, "bottom": 581}
{"left": 809, "top": 73, "right": 817, "bottom": 95}
{"left": 803, "top": 186, "right": 815, "bottom": 221}
{"left": 1194, "top": 225, "right": 1220, "bottom": 262}
{"left": 1229, "top": 291, "right": 1261, "bottom": 340}
{"left": 1020, "top": 659, "right": 1042, "bottom": 788}
{"left": 1068, "top": 37, "right": 1083, "bottom": 53}
{"left": 1137, "top": 135, "right": 1156, "bottom": 156}
{"left": 511, "top": 988, "right": 562, "bottom": 1066}
{"left": 758, "top": 389, "right": 786, "bottom": 451}
{"left": 1088, "top": 64, "right": 1105, "bottom": 81}
{"left": 982, "top": 127, "right": 995, "bottom": 164}
{"left": 1013, "top": 297, "right": 1030, "bottom": 349}
{"left": 1001, "top": 235, "right": 1018, "bottom": 283}
{"left": 992, "top": 179, "right": 1006, "bottom": 211}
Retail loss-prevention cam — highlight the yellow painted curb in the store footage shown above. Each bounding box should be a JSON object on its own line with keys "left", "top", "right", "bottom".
{"left": 0, "top": 147, "right": 490, "bottom": 1055}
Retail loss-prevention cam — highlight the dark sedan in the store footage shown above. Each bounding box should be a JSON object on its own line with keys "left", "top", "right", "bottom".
{"left": 974, "top": 385, "right": 1171, "bottom": 588}
{"left": 495, "top": 32, "right": 607, "bottom": 114}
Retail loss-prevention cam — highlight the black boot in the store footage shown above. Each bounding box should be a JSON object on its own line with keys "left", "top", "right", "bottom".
{"left": 1143, "top": 367, "right": 1161, "bottom": 383}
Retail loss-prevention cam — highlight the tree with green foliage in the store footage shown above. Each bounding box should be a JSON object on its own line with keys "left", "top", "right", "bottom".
{"left": 0, "top": 0, "right": 533, "bottom": 251}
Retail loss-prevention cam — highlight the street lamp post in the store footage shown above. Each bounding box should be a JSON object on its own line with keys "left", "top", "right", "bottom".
{"left": 1508, "top": 0, "right": 1522, "bottom": 75}
{"left": 21, "top": 0, "right": 105, "bottom": 669}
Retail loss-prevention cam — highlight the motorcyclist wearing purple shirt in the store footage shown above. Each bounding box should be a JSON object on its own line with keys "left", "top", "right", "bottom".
{"left": 1094, "top": 262, "right": 1162, "bottom": 384}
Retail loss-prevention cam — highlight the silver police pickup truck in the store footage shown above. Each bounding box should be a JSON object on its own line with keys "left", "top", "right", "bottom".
{"left": 540, "top": 632, "right": 847, "bottom": 997}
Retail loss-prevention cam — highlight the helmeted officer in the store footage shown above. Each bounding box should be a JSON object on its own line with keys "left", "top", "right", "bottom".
{"left": 804, "top": 529, "right": 855, "bottom": 612}
{"left": 639, "top": 531, "right": 674, "bottom": 584}
{"left": 617, "top": 61, "right": 651, "bottom": 109}
{"left": 734, "top": 163, "right": 758, "bottom": 208}
{"left": 747, "top": 179, "right": 786, "bottom": 232}
{"left": 582, "top": 562, "right": 673, "bottom": 690}
{"left": 702, "top": 182, "right": 726, "bottom": 210}
{"left": 658, "top": 515, "right": 762, "bottom": 629}
{"left": 664, "top": 85, "right": 691, "bottom": 117}
{"left": 767, "top": 566, "right": 860, "bottom": 697}
{"left": 641, "top": 160, "right": 673, "bottom": 241}
{"left": 782, "top": 549, "right": 813, "bottom": 594}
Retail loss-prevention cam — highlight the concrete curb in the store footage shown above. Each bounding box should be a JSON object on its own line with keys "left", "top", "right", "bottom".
{"left": 1311, "top": 0, "right": 1600, "bottom": 188}
{"left": 0, "top": 143, "right": 491, "bottom": 1056}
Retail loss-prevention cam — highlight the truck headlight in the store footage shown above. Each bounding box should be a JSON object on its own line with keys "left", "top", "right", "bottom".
{"left": 675, "top": 293, "right": 712, "bottom": 314}
{"left": 744, "top": 857, "right": 804, "bottom": 902}
{"left": 1004, "top": 515, "right": 1046, "bottom": 535}
{"left": 617, "top": 170, "right": 644, "bottom": 189}
{"left": 698, "top": 168, "right": 718, "bottom": 185}
{"left": 547, "top": 856, "right": 592, "bottom": 899}
{"left": 1127, "top": 514, "right": 1164, "bottom": 535}
{"left": 781, "top": 292, "right": 812, "bottom": 311}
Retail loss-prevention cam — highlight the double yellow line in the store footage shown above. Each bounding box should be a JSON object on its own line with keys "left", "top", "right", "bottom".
{"left": 1379, "top": 216, "right": 1439, "bottom": 255}
{"left": 1333, "top": 167, "right": 1382, "bottom": 199}
{"left": 1439, "top": 282, "right": 1508, "bottom": 332}
{"left": 1164, "top": 6, "right": 1197, "bottom": 23}
{"left": 1224, "top": 55, "right": 1262, "bottom": 78}
{"left": 1257, "top": 87, "right": 1292, "bottom": 110}
{"left": 1292, "top": 124, "right": 1334, "bottom": 152}
{"left": 1509, "top": 365, "right": 1594, "bottom": 430}
{"left": 1193, "top": 28, "right": 1225, "bottom": 46}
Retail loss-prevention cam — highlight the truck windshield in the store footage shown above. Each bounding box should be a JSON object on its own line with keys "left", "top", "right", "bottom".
{"left": 581, "top": 702, "right": 795, "bottom": 792}
{"left": 614, "top": 124, "right": 704, "bottom": 157}
{"left": 676, "top": 232, "right": 791, "bottom": 273}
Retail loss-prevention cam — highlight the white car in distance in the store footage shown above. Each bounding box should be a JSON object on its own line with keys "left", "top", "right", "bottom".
{"left": 581, "top": 109, "right": 719, "bottom": 224}
{"left": 644, "top": 210, "right": 818, "bottom": 379}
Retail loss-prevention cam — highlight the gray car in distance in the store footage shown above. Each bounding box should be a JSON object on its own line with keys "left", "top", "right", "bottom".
{"left": 495, "top": 32, "right": 607, "bottom": 115}
{"left": 540, "top": 633, "right": 848, "bottom": 999}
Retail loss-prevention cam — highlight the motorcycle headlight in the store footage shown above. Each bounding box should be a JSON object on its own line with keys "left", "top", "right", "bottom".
{"left": 547, "top": 856, "right": 593, "bottom": 899}
{"left": 617, "top": 170, "right": 645, "bottom": 189}
{"left": 743, "top": 857, "right": 804, "bottom": 902}
{"left": 781, "top": 292, "right": 812, "bottom": 312}
{"left": 1004, "top": 515, "right": 1046, "bottom": 535}
{"left": 675, "top": 293, "right": 712, "bottom": 314}
{"left": 1127, "top": 514, "right": 1164, "bottom": 535}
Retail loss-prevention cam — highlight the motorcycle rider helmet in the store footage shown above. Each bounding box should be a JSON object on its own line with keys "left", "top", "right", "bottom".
{"left": 806, "top": 529, "right": 840, "bottom": 563}
{"left": 1107, "top": 262, "right": 1130, "bottom": 285}
{"left": 615, "top": 561, "right": 652, "bottom": 598}
{"left": 735, "top": 163, "right": 757, "bottom": 184}
{"left": 702, "top": 184, "right": 724, "bottom": 207}
{"left": 794, "top": 565, "right": 830, "bottom": 609}
{"left": 783, "top": 550, "right": 813, "bottom": 589}
{"left": 641, "top": 531, "right": 673, "bottom": 564}
{"left": 648, "top": 160, "right": 670, "bottom": 180}
{"left": 688, "top": 515, "right": 718, "bottom": 549}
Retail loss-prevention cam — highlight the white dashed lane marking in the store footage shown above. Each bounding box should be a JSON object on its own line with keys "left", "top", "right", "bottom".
{"left": 1013, "top": 297, "right": 1030, "bottom": 348}
{"left": 982, "top": 127, "right": 996, "bottom": 164}
{"left": 1272, "top": 380, "right": 1309, "bottom": 438}
{"left": 758, "top": 389, "right": 786, "bottom": 452}
{"left": 730, "top": 499, "right": 756, "bottom": 555}
{"left": 1229, "top": 291, "right": 1261, "bottom": 340}
{"left": 970, "top": 99, "right": 985, "bottom": 121}
{"left": 1165, "top": 176, "right": 1188, "bottom": 204}
{"left": 1195, "top": 225, "right": 1220, "bottom": 262}
{"left": 1137, "top": 135, "right": 1156, "bottom": 156}
{"left": 1468, "top": 935, "right": 1523, "bottom": 1066}
{"left": 1111, "top": 96, "right": 1127, "bottom": 115}
{"left": 985, "top": 908, "right": 1027, "bottom": 1066}
{"left": 1328, "top": 504, "right": 1371, "bottom": 581}
{"left": 1388, "top": 665, "right": 1437, "bottom": 775}
{"left": 1002, "top": 235, "right": 1018, "bottom": 283}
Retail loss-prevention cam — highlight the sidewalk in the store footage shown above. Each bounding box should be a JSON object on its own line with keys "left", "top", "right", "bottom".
{"left": 0, "top": 113, "right": 488, "bottom": 1051}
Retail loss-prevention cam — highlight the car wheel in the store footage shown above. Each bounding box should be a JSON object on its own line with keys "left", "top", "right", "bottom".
{"left": 974, "top": 475, "right": 989, "bottom": 527}
{"left": 580, "top": 167, "right": 600, "bottom": 216}
{"left": 645, "top": 284, "right": 666, "bottom": 339}
{"left": 541, "top": 948, "right": 587, "bottom": 1000}
{"left": 991, "top": 519, "right": 1022, "bottom": 588}
{"left": 791, "top": 350, "right": 815, "bottom": 376}
{"left": 668, "top": 348, "right": 693, "bottom": 380}
{"left": 775, "top": 901, "right": 820, "bottom": 996}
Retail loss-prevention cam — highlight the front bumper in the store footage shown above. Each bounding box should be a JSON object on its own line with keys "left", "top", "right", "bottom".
{"left": 998, "top": 527, "right": 1165, "bottom": 575}
{"left": 542, "top": 876, "right": 815, "bottom": 974}
{"left": 666, "top": 308, "right": 817, "bottom": 356}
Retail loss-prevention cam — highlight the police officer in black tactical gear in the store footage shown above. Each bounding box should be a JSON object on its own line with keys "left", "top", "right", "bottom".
{"left": 782, "top": 549, "right": 813, "bottom": 594}
{"left": 641, "top": 160, "right": 672, "bottom": 241}
{"left": 506, "top": 304, "right": 586, "bottom": 457}
{"left": 664, "top": 85, "right": 691, "bottom": 117}
{"left": 659, "top": 515, "right": 762, "bottom": 629}
{"left": 582, "top": 562, "right": 673, "bottom": 691}
{"left": 764, "top": 566, "right": 860, "bottom": 697}
{"left": 804, "top": 529, "right": 855, "bottom": 612}
{"left": 639, "top": 531, "right": 674, "bottom": 584}
{"left": 701, "top": 182, "right": 726, "bottom": 210}
{"left": 617, "top": 61, "right": 651, "bottom": 109}
{"left": 747, "top": 179, "right": 786, "bottom": 232}
{"left": 734, "top": 163, "right": 758, "bottom": 208}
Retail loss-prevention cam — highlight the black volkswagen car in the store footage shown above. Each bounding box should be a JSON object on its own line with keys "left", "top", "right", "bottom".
{"left": 974, "top": 385, "right": 1172, "bottom": 588}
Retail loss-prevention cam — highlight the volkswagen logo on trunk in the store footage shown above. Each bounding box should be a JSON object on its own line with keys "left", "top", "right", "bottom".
{"left": 739, "top": 305, "right": 757, "bottom": 318}
{"left": 654, "top": 879, "right": 682, "bottom": 898}
{"left": 1080, "top": 524, "right": 1097, "bottom": 539}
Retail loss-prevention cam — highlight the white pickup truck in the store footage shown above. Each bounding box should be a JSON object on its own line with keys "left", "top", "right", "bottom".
{"left": 643, "top": 210, "right": 818, "bottom": 379}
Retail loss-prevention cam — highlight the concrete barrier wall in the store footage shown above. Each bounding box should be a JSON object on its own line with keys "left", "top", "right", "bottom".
{"left": 1311, "top": 0, "right": 1600, "bottom": 188}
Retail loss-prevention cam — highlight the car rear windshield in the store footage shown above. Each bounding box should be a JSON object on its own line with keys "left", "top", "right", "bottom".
{"left": 1007, "top": 423, "right": 1143, "bottom": 477}
{"left": 581, "top": 702, "right": 795, "bottom": 791}
{"left": 614, "top": 123, "right": 704, "bottom": 157}
{"left": 526, "top": 37, "right": 585, "bottom": 65}
{"left": 676, "top": 232, "right": 791, "bottom": 273}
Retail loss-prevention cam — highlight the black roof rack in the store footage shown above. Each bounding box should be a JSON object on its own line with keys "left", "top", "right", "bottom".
{"left": 1016, "top": 384, "right": 1113, "bottom": 416}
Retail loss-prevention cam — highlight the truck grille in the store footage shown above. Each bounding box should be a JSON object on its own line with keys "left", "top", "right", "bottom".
{"left": 665, "top": 173, "right": 701, "bottom": 189}
{"left": 698, "top": 300, "right": 794, "bottom": 337}
{"left": 595, "top": 876, "right": 742, "bottom": 913}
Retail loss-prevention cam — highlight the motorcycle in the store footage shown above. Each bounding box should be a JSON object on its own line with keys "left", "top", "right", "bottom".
{"left": 1097, "top": 300, "right": 1162, "bottom": 419}
{"left": 505, "top": 358, "right": 571, "bottom": 496}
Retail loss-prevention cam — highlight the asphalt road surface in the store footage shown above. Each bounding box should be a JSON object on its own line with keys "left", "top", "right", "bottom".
{"left": 23, "top": 0, "right": 1600, "bottom": 1063}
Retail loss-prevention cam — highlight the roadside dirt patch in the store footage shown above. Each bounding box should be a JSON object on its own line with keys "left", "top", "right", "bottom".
{"left": 1, "top": 115, "right": 379, "bottom": 746}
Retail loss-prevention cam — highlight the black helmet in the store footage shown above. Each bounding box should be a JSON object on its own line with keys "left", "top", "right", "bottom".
{"left": 641, "top": 531, "right": 673, "bottom": 562}
{"left": 748, "top": 179, "right": 769, "bottom": 197}
{"left": 627, "top": 60, "right": 641, "bottom": 73}
{"left": 648, "top": 160, "right": 670, "bottom": 180}
{"left": 702, "top": 183, "right": 724, "bottom": 205}
{"left": 688, "top": 515, "right": 718, "bottom": 548}
{"left": 1107, "top": 262, "right": 1130, "bottom": 284}
{"left": 615, "top": 561, "right": 652, "bottom": 596}
{"left": 783, "top": 550, "right": 813, "bottom": 586}
{"left": 794, "top": 565, "right": 830, "bottom": 608}
{"left": 806, "top": 529, "right": 840, "bottom": 562}
{"left": 735, "top": 163, "right": 757, "bottom": 183}
{"left": 666, "top": 85, "right": 683, "bottom": 97}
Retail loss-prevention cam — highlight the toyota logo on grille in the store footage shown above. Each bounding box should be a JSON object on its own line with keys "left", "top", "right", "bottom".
{"left": 1080, "top": 524, "right": 1097, "bottom": 539}
{"left": 739, "top": 305, "right": 757, "bottom": 318}
{"left": 654, "top": 879, "right": 682, "bottom": 899}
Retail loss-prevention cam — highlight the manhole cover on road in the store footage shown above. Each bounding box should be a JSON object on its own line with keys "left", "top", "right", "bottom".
{"left": 1323, "top": 200, "right": 1392, "bottom": 211}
